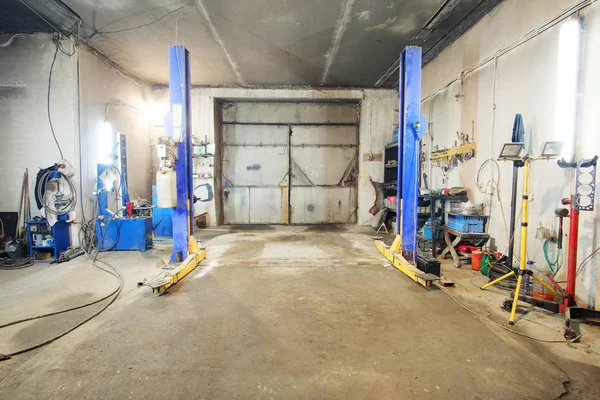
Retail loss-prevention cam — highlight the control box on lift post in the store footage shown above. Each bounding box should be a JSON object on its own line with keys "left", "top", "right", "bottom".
{"left": 156, "top": 138, "right": 178, "bottom": 208}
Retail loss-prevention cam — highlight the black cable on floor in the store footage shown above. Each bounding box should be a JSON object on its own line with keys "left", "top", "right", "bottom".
{"left": 435, "top": 283, "right": 570, "bottom": 343}
{"left": 0, "top": 212, "right": 124, "bottom": 359}
{"left": 0, "top": 257, "right": 34, "bottom": 270}
{"left": 0, "top": 255, "right": 123, "bottom": 361}
{"left": 0, "top": 257, "right": 119, "bottom": 329}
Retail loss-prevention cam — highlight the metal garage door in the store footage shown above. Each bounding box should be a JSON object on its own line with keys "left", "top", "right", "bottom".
{"left": 221, "top": 102, "right": 358, "bottom": 225}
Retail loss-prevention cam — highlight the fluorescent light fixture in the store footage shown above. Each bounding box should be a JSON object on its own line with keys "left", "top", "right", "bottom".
{"left": 540, "top": 141, "right": 564, "bottom": 158}
{"left": 499, "top": 142, "right": 524, "bottom": 159}
{"left": 555, "top": 17, "right": 581, "bottom": 161}
{"left": 142, "top": 102, "right": 169, "bottom": 127}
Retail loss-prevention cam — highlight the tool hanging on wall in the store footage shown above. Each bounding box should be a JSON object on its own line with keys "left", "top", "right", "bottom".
{"left": 430, "top": 131, "right": 476, "bottom": 170}
{"left": 17, "top": 169, "right": 31, "bottom": 239}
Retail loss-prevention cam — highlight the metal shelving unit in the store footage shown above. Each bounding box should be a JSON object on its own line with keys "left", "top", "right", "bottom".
{"left": 382, "top": 142, "right": 399, "bottom": 231}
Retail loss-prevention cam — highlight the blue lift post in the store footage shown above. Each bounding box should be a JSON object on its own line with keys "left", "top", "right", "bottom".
{"left": 169, "top": 45, "right": 195, "bottom": 263}
{"left": 142, "top": 45, "right": 206, "bottom": 294}
{"left": 398, "top": 46, "right": 425, "bottom": 263}
{"left": 374, "top": 46, "right": 435, "bottom": 288}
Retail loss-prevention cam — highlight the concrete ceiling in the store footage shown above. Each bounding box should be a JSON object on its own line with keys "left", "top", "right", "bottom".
{"left": 0, "top": 1, "right": 57, "bottom": 34}
{"left": 1, "top": 0, "right": 503, "bottom": 87}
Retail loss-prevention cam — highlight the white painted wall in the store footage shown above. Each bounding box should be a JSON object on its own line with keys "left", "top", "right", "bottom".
{"left": 0, "top": 35, "right": 77, "bottom": 216}
{"left": 422, "top": 0, "right": 600, "bottom": 309}
{"left": 149, "top": 87, "right": 397, "bottom": 226}
{"left": 78, "top": 49, "right": 152, "bottom": 221}
{"left": 0, "top": 35, "right": 152, "bottom": 244}
{"left": 0, "top": 35, "right": 394, "bottom": 242}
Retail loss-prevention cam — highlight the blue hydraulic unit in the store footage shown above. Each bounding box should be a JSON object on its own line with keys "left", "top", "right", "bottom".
{"left": 95, "top": 138, "right": 153, "bottom": 251}
{"left": 374, "top": 46, "right": 439, "bottom": 287}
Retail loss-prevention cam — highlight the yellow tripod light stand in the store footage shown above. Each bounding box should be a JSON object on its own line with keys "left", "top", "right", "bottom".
{"left": 480, "top": 153, "right": 562, "bottom": 325}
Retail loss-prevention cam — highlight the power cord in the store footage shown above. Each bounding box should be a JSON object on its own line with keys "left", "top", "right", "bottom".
{"left": 0, "top": 256, "right": 123, "bottom": 360}
{"left": 0, "top": 255, "right": 120, "bottom": 331}
{"left": 435, "top": 283, "right": 570, "bottom": 343}
{"left": 0, "top": 257, "right": 34, "bottom": 270}
{"left": 0, "top": 215, "right": 125, "bottom": 361}
{"left": 79, "top": 210, "right": 122, "bottom": 253}
{"left": 46, "top": 34, "right": 77, "bottom": 168}
{"left": 469, "top": 275, "right": 510, "bottom": 296}
{"left": 577, "top": 247, "right": 600, "bottom": 277}
{"left": 52, "top": 34, "right": 75, "bottom": 57}
{"left": 476, "top": 158, "right": 510, "bottom": 243}
{"left": 47, "top": 40, "right": 64, "bottom": 160}
{"left": 88, "top": 0, "right": 193, "bottom": 39}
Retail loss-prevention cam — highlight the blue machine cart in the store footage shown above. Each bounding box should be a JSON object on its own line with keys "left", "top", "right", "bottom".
{"left": 26, "top": 220, "right": 70, "bottom": 259}
{"left": 95, "top": 216, "right": 153, "bottom": 251}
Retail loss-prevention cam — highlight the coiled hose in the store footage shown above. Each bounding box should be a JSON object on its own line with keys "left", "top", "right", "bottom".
{"left": 37, "top": 170, "right": 77, "bottom": 216}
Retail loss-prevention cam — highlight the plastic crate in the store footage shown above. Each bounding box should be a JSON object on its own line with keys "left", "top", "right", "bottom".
{"left": 447, "top": 214, "right": 485, "bottom": 233}
{"left": 423, "top": 224, "right": 443, "bottom": 240}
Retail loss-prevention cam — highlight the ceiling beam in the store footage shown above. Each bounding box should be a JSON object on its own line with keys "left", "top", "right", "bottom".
{"left": 373, "top": 0, "right": 459, "bottom": 88}
{"left": 193, "top": 0, "right": 245, "bottom": 86}
{"left": 374, "top": 0, "right": 504, "bottom": 88}
{"left": 320, "top": 0, "right": 357, "bottom": 86}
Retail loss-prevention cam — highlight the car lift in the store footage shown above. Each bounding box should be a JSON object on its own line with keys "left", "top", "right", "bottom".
{"left": 142, "top": 45, "right": 206, "bottom": 294}
{"left": 374, "top": 46, "right": 440, "bottom": 288}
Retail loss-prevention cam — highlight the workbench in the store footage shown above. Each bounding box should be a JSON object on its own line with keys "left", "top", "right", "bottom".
{"left": 419, "top": 194, "right": 468, "bottom": 257}
{"left": 441, "top": 227, "right": 490, "bottom": 267}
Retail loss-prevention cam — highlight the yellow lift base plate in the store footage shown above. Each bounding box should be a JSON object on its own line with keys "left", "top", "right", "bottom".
{"left": 143, "top": 236, "right": 207, "bottom": 295}
{"left": 375, "top": 239, "right": 438, "bottom": 288}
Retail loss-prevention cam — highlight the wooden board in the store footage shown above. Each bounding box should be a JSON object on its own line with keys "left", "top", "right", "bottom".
{"left": 363, "top": 153, "right": 383, "bottom": 162}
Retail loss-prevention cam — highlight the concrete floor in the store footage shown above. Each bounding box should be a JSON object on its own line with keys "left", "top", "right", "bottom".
{"left": 1, "top": 225, "right": 599, "bottom": 399}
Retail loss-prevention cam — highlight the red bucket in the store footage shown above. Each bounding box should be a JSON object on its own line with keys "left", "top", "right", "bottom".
{"left": 471, "top": 249, "right": 483, "bottom": 271}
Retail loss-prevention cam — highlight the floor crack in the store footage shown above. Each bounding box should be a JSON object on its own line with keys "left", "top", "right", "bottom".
{"left": 556, "top": 379, "right": 571, "bottom": 399}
